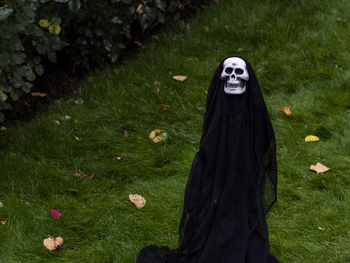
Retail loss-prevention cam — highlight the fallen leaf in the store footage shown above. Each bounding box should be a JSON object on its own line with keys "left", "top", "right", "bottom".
{"left": 161, "top": 104, "right": 170, "bottom": 110}
{"left": 310, "top": 162, "right": 330, "bottom": 174}
{"left": 136, "top": 3, "right": 143, "bottom": 14}
{"left": 0, "top": 202, "right": 3, "bottom": 207}
{"left": 43, "top": 237, "right": 57, "bottom": 250}
{"left": 90, "top": 172, "right": 96, "bottom": 179}
{"left": 74, "top": 136, "right": 82, "bottom": 141}
{"left": 9, "top": 152, "right": 16, "bottom": 159}
{"left": 1, "top": 220, "right": 7, "bottom": 225}
{"left": 129, "top": 194, "right": 146, "bottom": 209}
{"left": 74, "top": 99, "right": 84, "bottom": 105}
{"left": 74, "top": 119, "right": 79, "bottom": 124}
{"left": 124, "top": 130, "right": 129, "bottom": 137}
{"left": 237, "top": 47, "right": 244, "bottom": 52}
{"left": 31, "top": 92, "right": 47, "bottom": 97}
{"left": 74, "top": 172, "right": 86, "bottom": 179}
{"left": 55, "top": 120, "right": 61, "bottom": 125}
{"left": 149, "top": 129, "right": 167, "bottom": 143}
{"left": 186, "top": 23, "right": 191, "bottom": 30}
{"left": 65, "top": 115, "right": 72, "bottom": 120}
{"left": 318, "top": 226, "right": 325, "bottom": 231}
{"left": 134, "top": 41, "right": 143, "bottom": 47}
{"left": 50, "top": 209, "right": 62, "bottom": 219}
{"left": 54, "top": 237, "right": 63, "bottom": 247}
{"left": 172, "top": 34, "right": 180, "bottom": 41}
{"left": 138, "top": 97, "right": 146, "bottom": 103}
{"left": 0, "top": 126, "right": 6, "bottom": 132}
{"left": 305, "top": 135, "right": 320, "bottom": 142}
{"left": 260, "top": 61, "right": 269, "bottom": 66}
{"left": 257, "top": 68, "right": 263, "bottom": 73}
{"left": 172, "top": 75, "right": 187, "bottom": 81}
{"left": 278, "top": 106, "right": 292, "bottom": 116}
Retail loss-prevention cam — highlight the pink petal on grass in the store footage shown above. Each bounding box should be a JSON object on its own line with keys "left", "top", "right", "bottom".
{"left": 117, "top": 156, "right": 123, "bottom": 161}
{"left": 50, "top": 209, "right": 62, "bottom": 219}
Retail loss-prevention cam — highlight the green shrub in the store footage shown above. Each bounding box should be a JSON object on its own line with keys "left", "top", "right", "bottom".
{"left": 0, "top": 0, "right": 209, "bottom": 122}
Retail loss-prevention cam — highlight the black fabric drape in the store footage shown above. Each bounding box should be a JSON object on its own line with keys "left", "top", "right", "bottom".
{"left": 136, "top": 56, "right": 279, "bottom": 263}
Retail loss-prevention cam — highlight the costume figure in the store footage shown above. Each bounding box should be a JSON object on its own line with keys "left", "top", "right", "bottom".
{"left": 137, "top": 56, "right": 280, "bottom": 263}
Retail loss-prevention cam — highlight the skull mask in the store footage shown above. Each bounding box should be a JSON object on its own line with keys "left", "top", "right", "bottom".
{"left": 221, "top": 57, "right": 249, "bottom": 95}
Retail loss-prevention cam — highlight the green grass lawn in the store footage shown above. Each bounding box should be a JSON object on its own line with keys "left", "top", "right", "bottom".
{"left": 1, "top": 0, "right": 350, "bottom": 262}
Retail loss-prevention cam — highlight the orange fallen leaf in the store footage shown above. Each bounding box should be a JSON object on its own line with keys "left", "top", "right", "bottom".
{"left": 31, "top": 92, "right": 47, "bottom": 97}
{"left": 278, "top": 106, "right": 292, "bottom": 116}
{"left": 1, "top": 220, "right": 7, "bottom": 225}
{"left": 43, "top": 237, "right": 57, "bottom": 250}
{"left": 124, "top": 130, "right": 129, "bottom": 137}
{"left": 172, "top": 75, "right": 187, "bottom": 82}
{"left": 161, "top": 104, "right": 170, "bottom": 110}
{"left": 310, "top": 162, "right": 330, "bottom": 174}
{"left": 129, "top": 194, "right": 146, "bottom": 209}
{"left": 74, "top": 172, "right": 86, "bottom": 179}
{"left": 54, "top": 237, "right": 63, "bottom": 247}
{"left": 90, "top": 172, "right": 96, "bottom": 180}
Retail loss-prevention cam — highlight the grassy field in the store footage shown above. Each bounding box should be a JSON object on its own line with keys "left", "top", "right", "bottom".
{"left": 1, "top": 0, "right": 350, "bottom": 262}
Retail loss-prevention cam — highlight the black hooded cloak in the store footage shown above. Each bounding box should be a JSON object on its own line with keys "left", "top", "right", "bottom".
{"left": 136, "top": 56, "right": 279, "bottom": 263}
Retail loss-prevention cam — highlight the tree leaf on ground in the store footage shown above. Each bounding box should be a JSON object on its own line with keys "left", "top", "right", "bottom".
{"left": 310, "top": 162, "right": 330, "bottom": 174}
{"left": 161, "top": 104, "right": 170, "bottom": 110}
{"left": 74, "top": 172, "right": 86, "bottom": 179}
{"left": 172, "top": 75, "right": 187, "bottom": 81}
{"left": 1, "top": 220, "right": 7, "bottom": 225}
{"left": 31, "top": 92, "right": 47, "bottom": 97}
{"left": 124, "top": 130, "right": 129, "bottom": 137}
{"left": 43, "top": 237, "right": 57, "bottom": 250}
{"left": 0, "top": 126, "right": 6, "bottom": 132}
{"left": 129, "top": 194, "right": 146, "bottom": 209}
{"left": 90, "top": 172, "right": 96, "bottom": 179}
{"left": 74, "top": 98, "right": 84, "bottom": 104}
{"left": 65, "top": 115, "right": 72, "bottom": 120}
{"left": 305, "top": 135, "right": 320, "bottom": 142}
{"left": 74, "top": 136, "right": 82, "bottom": 141}
{"left": 149, "top": 129, "right": 167, "bottom": 143}
{"left": 0, "top": 202, "right": 3, "bottom": 207}
{"left": 278, "top": 106, "right": 292, "bottom": 116}
{"left": 55, "top": 237, "right": 63, "bottom": 247}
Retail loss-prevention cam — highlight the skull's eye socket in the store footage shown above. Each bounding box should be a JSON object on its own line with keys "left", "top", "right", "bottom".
{"left": 225, "top": 67, "right": 233, "bottom": 74}
{"left": 235, "top": 68, "right": 244, "bottom": 75}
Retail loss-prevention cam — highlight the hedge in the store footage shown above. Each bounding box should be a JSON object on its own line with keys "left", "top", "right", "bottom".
{"left": 0, "top": 0, "right": 210, "bottom": 123}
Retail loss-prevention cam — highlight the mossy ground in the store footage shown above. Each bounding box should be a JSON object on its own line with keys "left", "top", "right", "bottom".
{"left": 1, "top": 0, "right": 350, "bottom": 262}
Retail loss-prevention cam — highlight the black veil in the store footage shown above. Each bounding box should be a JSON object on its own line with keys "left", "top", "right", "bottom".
{"left": 136, "top": 56, "right": 279, "bottom": 263}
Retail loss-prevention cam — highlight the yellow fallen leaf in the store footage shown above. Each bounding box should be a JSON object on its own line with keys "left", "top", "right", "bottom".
{"left": 278, "top": 106, "right": 292, "bottom": 116}
{"left": 129, "top": 194, "right": 146, "bottom": 209}
{"left": 31, "top": 92, "right": 47, "bottom": 97}
{"left": 172, "top": 75, "right": 187, "bottom": 81}
{"left": 305, "top": 135, "right": 320, "bottom": 142}
{"left": 310, "top": 162, "right": 330, "bottom": 174}
{"left": 43, "top": 237, "right": 57, "bottom": 250}
{"left": 149, "top": 129, "right": 167, "bottom": 143}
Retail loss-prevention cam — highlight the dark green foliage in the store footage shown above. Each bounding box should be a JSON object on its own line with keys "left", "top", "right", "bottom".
{"left": 0, "top": 0, "right": 209, "bottom": 122}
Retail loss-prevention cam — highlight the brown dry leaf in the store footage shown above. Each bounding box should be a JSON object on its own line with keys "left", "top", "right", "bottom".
{"left": 161, "top": 104, "right": 170, "bottom": 110}
{"left": 129, "top": 194, "right": 146, "bottom": 209}
{"left": 152, "top": 35, "right": 159, "bottom": 40}
{"left": 31, "top": 92, "right": 47, "bottom": 97}
{"left": 90, "top": 172, "right": 96, "bottom": 180}
{"left": 136, "top": 3, "right": 143, "bottom": 14}
{"left": 54, "top": 237, "right": 64, "bottom": 247}
{"left": 1, "top": 220, "right": 7, "bottom": 225}
{"left": 278, "top": 107, "right": 292, "bottom": 116}
{"left": 124, "top": 130, "right": 129, "bottom": 137}
{"left": 138, "top": 97, "right": 146, "bottom": 103}
{"left": 74, "top": 172, "right": 86, "bottom": 179}
{"left": 0, "top": 126, "right": 6, "bottom": 132}
{"left": 172, "top": 75, "right": 187, "bottom": 82}
{"left": 260, "top": 61, "right": 269, "bottom": 66}
{"left": 310, "top": 162, "right": 330, "bottom": 174}
{"left": 43, "top": 237, "right": 57, "bottom": 251}
{"left": 172, "top": 34, "right": 180, "bottom": 41}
